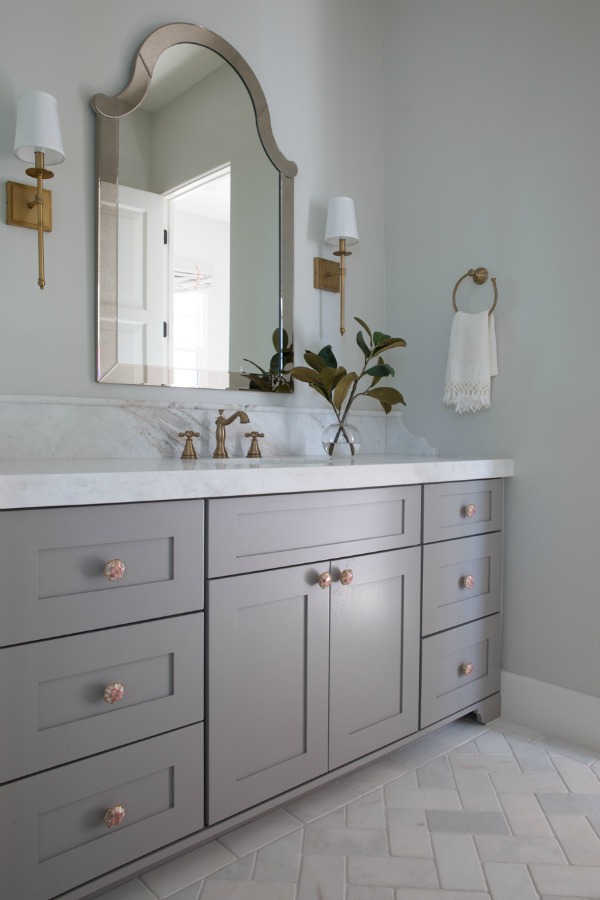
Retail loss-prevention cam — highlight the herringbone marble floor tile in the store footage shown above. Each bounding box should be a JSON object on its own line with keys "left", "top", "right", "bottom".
{"left": 96, "top": 717, "right": 600, "bottom": 900}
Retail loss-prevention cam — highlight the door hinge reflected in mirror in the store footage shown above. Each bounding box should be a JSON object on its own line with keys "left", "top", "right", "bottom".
{"left": 164, "top": 229, "right": 168, "bottom": 244}
{"left": 163, "top": 321, "right": 168, "bottom": 338}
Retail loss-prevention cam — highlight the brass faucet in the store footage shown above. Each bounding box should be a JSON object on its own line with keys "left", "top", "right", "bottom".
{"left": 213, "top": 409, "right": 250, "bottom": 458}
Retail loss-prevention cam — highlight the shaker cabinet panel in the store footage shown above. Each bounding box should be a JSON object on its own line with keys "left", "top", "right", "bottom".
{"left": 0, "top": 724, "right": 204, "bottom": 900}
{"left": 420, "top": 614, "right": 501, "bottom": 728}
{"left": 329, "top": 547, "right": 420, "bottom": 769}
{"left": 206, "top": 564, "right": 330, "bottom": 824}
{"left": 0, "top": 500, "right": 204, "bottom": 644}
{"left": 206, "top": 486, "right": 421, "bottom": 577}
{"left": 422, "top": 532, "right": 503, "bottom": 636}
{"left": 0, "top": 614, "right": 204, "bottom": 783}
{"left": 423, "top": 479, "right": 503, "bottom": 543}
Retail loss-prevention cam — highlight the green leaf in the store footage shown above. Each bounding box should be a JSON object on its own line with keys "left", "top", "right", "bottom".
{"left": 303, "top": 350, "right": 326, "bottom": 372}
{"left": 320, "top": 366, "right": 343, "bottom": 397}
{"left": 364, "top": 386, "right": 406, "bottom": 407}
{"left": 356, "top": 330, "right": 371, "bottom": 358}
{"left": 242, "top": 359, "right": 268, "bottom": 375}
{"left": 333, "top": 371, "right": 358, "bottom": 411}
{"left": 354, "top": 317, "right": 372, "bottom": 339}
{"left": 308, "top": 382, "right": 330, "bottom": 400}
{"left": 318, "top": 345, "right": 338, "bottom": 368}
{"left": 373, "top": 338, "right": 407, "bottom": 353}
{"left": 373, "top": 331, "right": 391, "bottom": 346}
{"left": 289, "top": 366, "right": 323, "bottom": 386}
{"left": 271, "top": 327, "right": 290, "bottom": 351}
{"left": 365, "top": 363, "right": 395, "bottom": 378}
{"left": 331, "top": 366, "right": 348, "bottom": 391}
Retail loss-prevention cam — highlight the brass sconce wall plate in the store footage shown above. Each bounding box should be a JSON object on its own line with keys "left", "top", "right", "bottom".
{"left": 6, "top": 181, "right": 52, "bottom": 232}
{"left": 313, "top": 256, "right": 341, "bottom": 293}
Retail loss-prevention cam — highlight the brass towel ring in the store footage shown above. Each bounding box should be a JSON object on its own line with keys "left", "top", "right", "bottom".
{"left": 452, "top": 267, "right": 498, "bottom": 316}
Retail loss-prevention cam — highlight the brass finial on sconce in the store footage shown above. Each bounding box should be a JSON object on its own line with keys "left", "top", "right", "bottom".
{"left": 7, "top": 91, "right": 65, "bottom": 289}
{"left": 313, "top": 197, "right": 359, "bottom": 335}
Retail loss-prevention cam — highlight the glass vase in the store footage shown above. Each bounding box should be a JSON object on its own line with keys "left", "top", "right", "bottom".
{"left": 321, "top": 422, "right": 362, "bottom": 458}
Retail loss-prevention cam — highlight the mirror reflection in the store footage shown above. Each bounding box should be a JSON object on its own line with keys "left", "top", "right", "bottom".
{"left": 93, "top": 24, "right": 297, "bottom": 390}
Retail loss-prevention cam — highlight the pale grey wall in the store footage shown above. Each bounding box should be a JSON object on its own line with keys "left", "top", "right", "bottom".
{"left": 0, "top": 0, "right": 386, "bottom": 404}
{"left": 383, "top": 0, "right": 600, "bottom": 699}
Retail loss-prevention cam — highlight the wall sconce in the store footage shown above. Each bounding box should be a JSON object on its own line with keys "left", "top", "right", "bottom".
{"left": 313, "top": 196, "right": 359, "bottom": 335}
{"left": 6, "top": 91, "right": 65, "bottom": 289}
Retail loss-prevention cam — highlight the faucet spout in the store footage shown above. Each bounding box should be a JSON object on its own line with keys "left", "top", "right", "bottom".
{"left": 213, "top": 409, "right": 251, "bottom": 458}
{"left": 217, "top": 409, "right": 250, "bottom": 427}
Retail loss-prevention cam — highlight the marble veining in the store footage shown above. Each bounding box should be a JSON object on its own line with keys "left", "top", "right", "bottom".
{"left": 0, "top": 395, "right": 434, "bottom": 461}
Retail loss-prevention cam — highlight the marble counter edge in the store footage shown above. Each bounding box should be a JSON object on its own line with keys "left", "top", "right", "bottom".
{"left": 0, "top": 456, "right": 514, "bottom": 509}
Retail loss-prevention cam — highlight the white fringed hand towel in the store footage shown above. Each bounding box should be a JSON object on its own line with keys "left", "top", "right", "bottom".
{"left": 443, "top": 310, "right": 498, "bottom": 413}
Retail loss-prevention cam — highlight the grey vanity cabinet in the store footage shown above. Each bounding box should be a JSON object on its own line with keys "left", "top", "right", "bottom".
{"left": 206, "top": 487, "right": 422, "bottom": 825}
{"left": 0, "top": 499, "right": 205, "bottom": 900}
{"left": 420, "top": 479, "right": 503, "bottom": 728}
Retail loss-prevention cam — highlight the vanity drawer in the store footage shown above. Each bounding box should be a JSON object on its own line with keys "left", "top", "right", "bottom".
{"left": 0, "top": 613, "right": 204, "bottom": 783}
{"left": 0, "top": 499, "right": 204, "bottom": 644}
{"left": 422, "top": 532, "right": 503, "bottom": 636}
{"left": 423, "top": 479, "right": 503, "bottom": 543}
{"left": 206, "top": 486, "right": 421, "bottom": 577}
{"left": 420, "top": 614, "right": 501, "bottom": 729}
{"left": 0, "top": 724, "right": 204, "bottom": 900}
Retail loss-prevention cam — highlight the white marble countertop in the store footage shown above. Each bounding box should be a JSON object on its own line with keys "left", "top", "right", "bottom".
{"left": 0, "top": 455, "right": 514, "bottom": 509}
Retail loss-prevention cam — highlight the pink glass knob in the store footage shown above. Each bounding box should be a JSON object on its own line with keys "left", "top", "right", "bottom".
{"left": 463, "top": 503, "right": 477, "bottom": 519}
{"left": 104, "top": 682, "right": 125, "bottom": 704}
{"left": 461, "top": 574, "right": 475, "bottom": 590}
{"left": 460, "top": 662, "right": 474, "bottom": 676}
{"left": 104, "top": 805, "right": 126, "bottom": 828}
{"left": 104, "top": 559, "right": 126, "bottom": 582}
{"left": 340, "top": 569, "right": 354, "bottom": 586}
{"left": 318, "top": 572, "right": 332, "bottom": 590}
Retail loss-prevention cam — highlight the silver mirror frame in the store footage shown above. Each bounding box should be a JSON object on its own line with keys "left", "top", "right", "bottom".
{"left": 93, "top": 22, "right": 297, "bottom": 388}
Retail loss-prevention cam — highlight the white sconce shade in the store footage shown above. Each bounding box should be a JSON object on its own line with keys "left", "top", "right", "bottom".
{"left": 324, "top": 196, "right": 359, "bottom": 245}
{"left": 14, "top": 91, "right": 65, "bottom": 165}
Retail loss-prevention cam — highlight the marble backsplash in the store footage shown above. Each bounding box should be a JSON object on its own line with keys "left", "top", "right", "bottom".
{"left": 0, "top": 395, "right": 435, "bottom": 460}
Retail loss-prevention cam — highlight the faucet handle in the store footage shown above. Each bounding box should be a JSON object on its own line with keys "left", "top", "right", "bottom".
{"left": 178, "top": 430, "right": 200, "bottom": 459}
{"left": 245, "top": 431, "right": 265, "bottom": 458}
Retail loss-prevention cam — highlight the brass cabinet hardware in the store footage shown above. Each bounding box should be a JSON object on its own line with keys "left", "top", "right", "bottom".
{"left": 318, "top": 572, "right": 332, "bottom": 590}
{"left": 340, "top": 568, "right": 354, "bottom": 586}
{"left": 452, "top": 267, "right": 498, "bottom": 316}
{"left": 103, "top": 805, "right": 126, "bottom": 828}
{"left": 459, "top": 662, "right": 474, "bottom": 677}
{"left": 104, "top": 559, "right": 126, "bottom": 581}
{"left": 103, "top": 682, "right": 125, "bottom": 704}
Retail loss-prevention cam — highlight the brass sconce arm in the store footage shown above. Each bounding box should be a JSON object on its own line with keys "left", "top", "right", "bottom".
{"left": 313, "top": 197, "right": 359, "bottom": 335}
{"left": 314, "top": 238, "right": 353, "bottom": 335}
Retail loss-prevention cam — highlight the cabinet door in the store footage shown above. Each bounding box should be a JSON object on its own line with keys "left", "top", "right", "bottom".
{"left": 329, "top": 547, "right": 421, "bottom": 769}
{"left": 206, "top": 564, "right": 330, "bottom": 824}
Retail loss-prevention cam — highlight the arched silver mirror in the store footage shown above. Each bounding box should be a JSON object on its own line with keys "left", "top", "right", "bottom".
{"left": 93, "top": 23, "right": 297, "bottom": 390}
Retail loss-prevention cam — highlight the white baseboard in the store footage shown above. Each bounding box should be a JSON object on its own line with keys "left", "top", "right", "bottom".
{"left": 501, "top": 670, "right": 600, "bottom": 751}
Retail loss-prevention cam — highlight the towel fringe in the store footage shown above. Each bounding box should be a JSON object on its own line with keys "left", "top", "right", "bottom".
{"left": 443, "top": 380, "right": 491, "bottom": 414}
